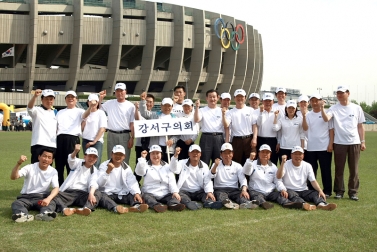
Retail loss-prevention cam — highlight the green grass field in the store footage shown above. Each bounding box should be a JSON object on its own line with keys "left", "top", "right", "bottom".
{"left": 1, "top": 131, "right": 376, "bottom": 252}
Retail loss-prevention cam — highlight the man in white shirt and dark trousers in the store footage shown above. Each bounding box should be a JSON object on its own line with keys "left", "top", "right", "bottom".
{"left": 210, "top": 143, "right": 258, "bottom": 210}
{"left": 223, "top": 89, "right": 257, "bottom": 165}
{"left": 56, "top": 90, "right": 91, "bottom": 185}
{"left": 303, "top": 93, "right": 334, "bottom": 197}
{"left": 320, "top": 86, "right": 366, "bottom": 201}
{"left": 277, "top": 146, "right": 337, "bottom": 211}
{"left": 169, "top": 145, "right": 223, "bottom": 210}
{"left": 99, "top": 83, "right": 135, "bottom": 164}
{"left": 256, "top": 93, "right": 280, "bottom": 165}
{"left": 97, "top": 145, "right": 148, "bottom": 213}
{"left": 54, "top": 145, "right": 102, "bottom": 216}
{"left": 194, "top": 89, "right": 224, "bottom": 166}
{"left": 243, "top": 144, "right": 305, "bottom": 210}
{"left": 27, "top": 89, "right": 57, "bottom": 164}
{"left": 11, "top": 149, "right": 59, "bottom": 222}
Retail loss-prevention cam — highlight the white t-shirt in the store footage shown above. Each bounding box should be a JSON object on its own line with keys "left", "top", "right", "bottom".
{"left": 272, "top": 103, "right": 286, "bottom": 115}
{"left": 172, "top": 103, "right": 183, "bottom": 115}
{"left": 281, "top": 160, "right": 316, "bottom": 191}
{"left": 181, "top": 165, "right": 201, "bottom": 193}
{"left": 56, "top": 107, "right": 84, "bottom": 136}
{"left": 27, "top": 106, "right": 57, "bottom": 148}
{"left": 82, "top": 110, "right": 107, "bottom": 143}
{"left": 211, "top": 161, "right": 247, "bottom": 189}
{"left": 101, "top": 99, "right": 135, "bottom": 131}
{"left": 306, "top": 111, "right": 333, "bottom": 151}
{"left": 197, "top": 106, "right": 223, "bottom": 133}
{"left": 256, "top": 110, "right": 279, "bottom": 138}
{"left": 226, "top": 105, "right": 256, "bottom": 136}
{"left": 273, "top": 116, "right": 304, "bottom": 150}
{"left": 327, "top": 103, "right": 365, "bottom": 145}
{"left": 18, "top": 163, "right": 59, "bottom": 194}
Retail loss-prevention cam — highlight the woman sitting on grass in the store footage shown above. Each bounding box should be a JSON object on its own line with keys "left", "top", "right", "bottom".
{"left": 135, "top": 145, "right": 185, "bottom": 213}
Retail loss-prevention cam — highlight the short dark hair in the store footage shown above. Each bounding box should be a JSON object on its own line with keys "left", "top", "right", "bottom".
{"left": 206, "top": 89, "right": 219, "bottom": 97}
{"left": 174, "top": 85, "right": 186, "bottom": 92}
{"left": 39, "top": 148, "right": 55, "bottom": 158}
{"left": 146, "top": 93, "right": 155, "bottom": 101}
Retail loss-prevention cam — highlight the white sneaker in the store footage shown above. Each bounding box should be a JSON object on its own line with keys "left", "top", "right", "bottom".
{"left": 12, "top": 213, "right": 34, "bottom": 223}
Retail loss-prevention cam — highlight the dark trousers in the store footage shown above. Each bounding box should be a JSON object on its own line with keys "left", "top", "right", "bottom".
{"left": 214, "top": 187, "right": 248, "bottom": 204}
{"left": 11, "top": 193, "right": 56, "bottom": 215}
{"left": 30, "top": 145, "right": 56, "bottom": 164}
{"left": 176, "top": 139, "right": 193, "bottom": 160}
{"left": 277, "top": 148, "right": 292, "bottom": 164}
{"left": 257, "top": 136, "right": 278, "bottom": 165}
{"left": 56, "top": 134, "right": 80, "bottom": 185}
{"left": 249, "top": 190, "right": 290, "bottom": 205}
{"left": 306, "top": 150, "right": 333, "bottom": 196}
{"left": 199, "top": 134, "right": 224, "bottom": 166}
{"left": 142, "top": 193, "right": 180, "bottom": 208}
{"left": 54, "top": 189, "right": 102, "bottom": 212}
{"left": 99, "top": 193, "right": 141, "bottom": 211}
{"left": 179, "top": 189, "right": 214, "bottom": 205}
{"left": 231, "top": 135, "right": 253, "bottom": 166}
{"left": 287, "top": 189, "right": 326, "bottom": 205}
{"left": 333, "top": 144, "right": 360, "bottom": 196}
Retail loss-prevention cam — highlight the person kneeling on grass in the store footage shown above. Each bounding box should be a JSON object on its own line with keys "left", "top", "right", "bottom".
{"left": 276, "top": 146, "right": 337, "bottom": 211}
{"left": 97, "top": 145, "right": 148, "bottom": 214}
{"left": 169, "top": 145, "right": 223, "bottom": 210}
{"left": 135, "top": 145, "right": 186, "bottom": 213}
{"left": 54, "top": 144, "right": 102, "bottom": 216}
{"left": 243, "top": 144, "right": 307, "bottom": 210}
{"left": 11, "top": 149, "right": 59, "bottom": 222}
{"left": 210, "top": 143, "right": 258, "bottom": 210}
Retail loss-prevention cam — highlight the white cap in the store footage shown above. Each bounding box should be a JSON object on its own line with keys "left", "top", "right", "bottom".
{"left": 298, "top": 95, "right": 309, "bottom": 102}
{"left": 189, "top": 144, "right": 201, "bottom": 152}
{"left": 85, "top": 147, "right": 98, "bottom": 157}
{"left": 286, "top": 100, "right": 297, "bottom": 108}
{"left": 149, "top": 145, "right": 162, "bottom": 153}
{"left": 221, "top": 143, "right": 233, "bottom": 152}
{"left": 291, "top": 146, "right": 304, "bottom": 153}
{"left": 262, "top": 93, "right": 274, "bottom": 100}
{"left": 249, "top": 93, "right": 260, "bottom": 99}
{"left": 161, "top": 98, "right": 173, "bottom": 106}
{"left": 42, "top": 89, "right": 55, "bottom": 97}
{"left": 275, "top": 87, "right": 287, "bottom": 93}
{"left": 234, "top": 89, "right": 246, "bottom": 97}
{"left": 182, "top": 99, "right": 193, "bottom": 106}
{"left": 259, "top": 144, "right": 272, "bottom": 152}
{"left": 220, "top": 93, "right": 231, "bottom": 100}
{"left": 310, "top": 93, "right": 322, "bottom": 100}
{"left": 112, "top": 145, "right": 125, "bottom": 154}
{"left": 115, "top": 83, "right": 126, "bottom": 90}
{"left": 88, "top": 94, "right": 99, "bottom": 102}
{"left": 65, "top": 90, "right": 77, "bottom": 98}
{"left": 336, "top": 85, "right": 349, "bottom": 92}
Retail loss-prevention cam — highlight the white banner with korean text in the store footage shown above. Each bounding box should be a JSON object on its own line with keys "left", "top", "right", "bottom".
{"left": 134, "top": 117, "right": 197, "bottom": 138}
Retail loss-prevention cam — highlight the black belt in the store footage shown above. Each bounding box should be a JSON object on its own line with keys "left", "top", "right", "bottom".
{"left": 108, "top": 129, "right": 131, "bottom": 134}
{"left": 202, "top": 132, "right": 223, "bottom": 136}
{"left": 233, "top": 134, "right": 252, "bottom": 139}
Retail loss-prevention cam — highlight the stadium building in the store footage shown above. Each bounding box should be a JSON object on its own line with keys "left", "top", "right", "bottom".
{"left": 0, "top": 0, "right": 263, "bottom": 99}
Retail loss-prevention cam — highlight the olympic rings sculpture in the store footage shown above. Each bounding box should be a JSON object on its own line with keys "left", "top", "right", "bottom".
{"left": 214, "top": 18, "right": 245, "bottom": 50}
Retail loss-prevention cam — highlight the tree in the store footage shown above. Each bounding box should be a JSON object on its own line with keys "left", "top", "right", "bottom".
{"left": 360, "top": 101, "right": 371, "bottom": 113}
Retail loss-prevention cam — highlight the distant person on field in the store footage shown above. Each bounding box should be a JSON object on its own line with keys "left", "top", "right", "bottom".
{"left": 10, "top": 149, "right": 59, "bottom": 222}
{"left": 276, "top": 146, "right": 337, "bottom": 211}
{"left": 320, "top": 85, "right": 366, "bottom": 201}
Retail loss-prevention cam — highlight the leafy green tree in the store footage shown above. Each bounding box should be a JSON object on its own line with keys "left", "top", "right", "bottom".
{"left": 360, "top": 101, "right": 371, "bottom": 113}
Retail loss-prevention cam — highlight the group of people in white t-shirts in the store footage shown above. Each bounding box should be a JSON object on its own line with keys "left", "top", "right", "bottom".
{"left": 9, "top": 84, "right": 366, "bottom": 222}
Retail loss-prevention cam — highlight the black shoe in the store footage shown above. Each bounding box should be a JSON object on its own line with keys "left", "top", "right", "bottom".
{"left": 283, "top": 202, "right": 304, "bottom": 209}
{"left": 168, "top": 204, "right": 186, "bottom": 211}
{"left": 185, "top": 201, "right": 199, "bottom": 210}
{"left": 261, "top": 202, "right": 274, "bottom": 210}
{"left": 350, "top": 195, "right": 359, "bottom": 201}
{"left": 204, "top": 201, "right": 223, "bottom": 210}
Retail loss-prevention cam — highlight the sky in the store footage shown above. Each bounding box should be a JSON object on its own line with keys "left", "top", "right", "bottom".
{"left": 150, "top": 0, "right": 377, "bottom": 105}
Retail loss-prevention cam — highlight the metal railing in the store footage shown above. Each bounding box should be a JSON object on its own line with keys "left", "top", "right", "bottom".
{"left": 123, "top": 0, "right": 144, "bottom": 10}
{"left": 1, "top": 0, "right": 26, "bottom": 3}
{"left": 38, "top": 0, "right": 72, "bottom": 5}
{"left": 83, "top": 0, "right": 111, "bottom": 8}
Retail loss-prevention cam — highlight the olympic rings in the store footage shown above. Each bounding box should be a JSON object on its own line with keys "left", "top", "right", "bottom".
{"left": 214, "top": 18, "right": 245, "bottom": 50}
